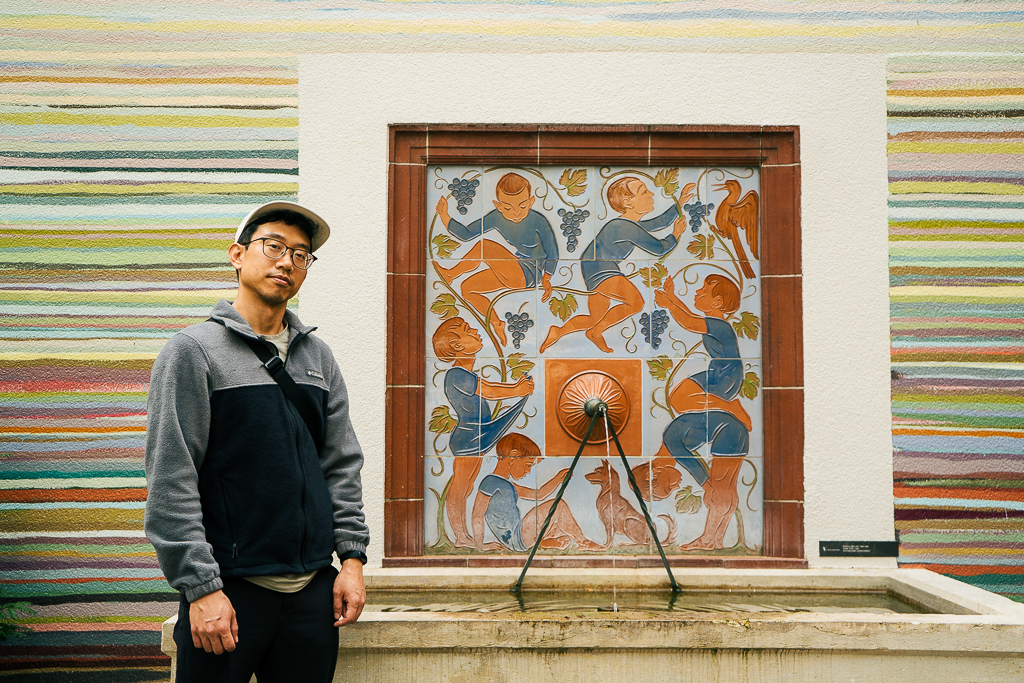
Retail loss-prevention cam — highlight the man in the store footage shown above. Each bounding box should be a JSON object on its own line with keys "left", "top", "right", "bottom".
{"left": 144, "top": 201, "right": 369, "bottom": 682}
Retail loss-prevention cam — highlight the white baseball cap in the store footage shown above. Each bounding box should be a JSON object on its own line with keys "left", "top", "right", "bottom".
{"left": 235, "top": 201, "right": 331, "bottom": 252}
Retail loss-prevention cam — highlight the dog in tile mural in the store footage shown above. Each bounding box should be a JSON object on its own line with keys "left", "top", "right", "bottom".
{"left": 585, "top": 459, "right": 676, "bottom": 548}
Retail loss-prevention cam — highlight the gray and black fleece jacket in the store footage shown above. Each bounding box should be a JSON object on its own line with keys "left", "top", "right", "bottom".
{"left": 144, "top": 300, "right": 369, "bottom": 603}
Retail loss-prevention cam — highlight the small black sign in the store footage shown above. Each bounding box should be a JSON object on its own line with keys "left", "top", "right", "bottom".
{"left": 819, "top": 541, "right": 899, "bottom": 557}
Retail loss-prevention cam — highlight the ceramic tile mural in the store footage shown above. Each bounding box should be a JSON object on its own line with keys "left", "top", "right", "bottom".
{"left": 424, "top": 165, "right": 763, "bottom": 556}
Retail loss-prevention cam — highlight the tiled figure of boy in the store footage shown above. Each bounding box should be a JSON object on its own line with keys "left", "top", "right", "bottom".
{"left": 472, "top": 433, "right": 601, "bottom": 552}
{"left": 540, "top": 176, "right": 691, "bottom": 354}
{"left": 432, "top": 317, "right": 535, "bottom": 548}
{"left": 654, "top": 274, "right": 751, "bottom": 550}
{"left": 435, "top": 172, "right": 559, "bottom": 347}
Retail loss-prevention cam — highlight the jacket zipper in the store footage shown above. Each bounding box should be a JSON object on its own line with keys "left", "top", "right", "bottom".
{"left": 283, "top": 339, "right": 309, "bottom": 568}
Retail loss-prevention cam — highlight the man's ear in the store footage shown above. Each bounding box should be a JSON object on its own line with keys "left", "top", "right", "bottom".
{"left": 508, "top": 448, "right": 520, "bottom": 458}
{"left": 228, "top": 243, "right": 245, "bottom": 270}
{"left": 525, "top": 195, "right": 535, "bottom": 211}
{"left": 492, "top": 199, "right": 501, "bottom": 211}
{"left": 450, "top": 339, "right": 465, "bottom": 353}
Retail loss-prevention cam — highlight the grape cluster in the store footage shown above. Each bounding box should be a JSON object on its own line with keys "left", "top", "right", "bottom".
{"left": 640, "top": 308, "right": 669, "bottom": 349}
{"left": 448, "top": 177, "right": 479, "bottom": 215}
{"left": 683, "top": 200, "right": 715, "bottom": 232}
{"left": 504, "top": 312, "right": 534, "bottom": 349}
{"left": 557, "top": 208, "right": 588, "bottom": 252}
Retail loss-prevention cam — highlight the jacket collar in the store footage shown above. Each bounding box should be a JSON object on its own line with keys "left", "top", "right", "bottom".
{"left": 208, "top": 299, "right": 316, "bottom": 341}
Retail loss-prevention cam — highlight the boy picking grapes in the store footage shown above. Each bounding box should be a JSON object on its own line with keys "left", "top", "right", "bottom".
{"left": 435, "top": 172, "right": 559, "bottom": 347}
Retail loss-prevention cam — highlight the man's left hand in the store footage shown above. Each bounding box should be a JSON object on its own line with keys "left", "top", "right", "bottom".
{"left": 333, "top": 558, "right": 365, "bottom": 627}
{"left": 541, "top": 273, "right": 553, "bottom": 303}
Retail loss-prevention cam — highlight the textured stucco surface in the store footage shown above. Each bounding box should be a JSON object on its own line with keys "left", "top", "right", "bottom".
{"left": 299, "top": 52, "right": 893, "bottom": 567}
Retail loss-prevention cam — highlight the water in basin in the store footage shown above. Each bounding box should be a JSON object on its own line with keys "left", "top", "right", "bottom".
{"left": 366, "top": 589, "right": 934, "bottom": 615}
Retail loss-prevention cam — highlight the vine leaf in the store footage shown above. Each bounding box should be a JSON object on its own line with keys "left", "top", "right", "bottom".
{"left": 430, "top": 293, "right": 459, "bottom": 321}
{"left": 507, "top": 353, "right": 535, "bottom": 381}
{"left": 740, "top": 371, "right": 761, "bottom": 400}
{"left": 647, "top": 355, "right": 674, "bottom": 381}
{"left": 559, "top": 168, "right": 587, "bottom": 197}
{"left": 548, "top": 293, "right": 578, "bottom": 322}
{"left": 674, "top": 486, "right": 703, "bottom": 514}
{"left": 654, "top": 168, "right": 680, "bottom": 198}
{"left": 428, "top": 406, "right": 457, "bottom": 434}
{"left": 687, "top": 233, "right": 716, "bottom": 260}
{"left": 732, "top": 311, "right": 760, "bottom": 341}
{"left": 639, "top": 262, "right": 668, "bottom": 288}
{"left": 432, "top": 234, "right": 460, "bottom": 259}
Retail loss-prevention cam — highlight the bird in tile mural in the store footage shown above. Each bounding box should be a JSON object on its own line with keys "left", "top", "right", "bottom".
{"left": 711, "top": 179, "right": 759, "bottom": 280}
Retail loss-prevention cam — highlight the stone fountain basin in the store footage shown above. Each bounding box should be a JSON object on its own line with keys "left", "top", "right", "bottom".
{"left": 162, "top": 568, "right": 1024, "bottom": 682}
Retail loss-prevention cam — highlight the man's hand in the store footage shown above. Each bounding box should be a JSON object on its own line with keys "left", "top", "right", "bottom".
{"left": 436, "top": 196, "right": 451, "bottom": 228}
{"left": 333, "top": 559, "right": 366, "bottom": 627}
{"left": 678, "top": 182, "right": 696, "bottom": 205}
{"left": 654, "top": 275, "right": 678, "bottom": 310}
{"left": 189, "top": 590, "right": 238, "bottom": 654}
{"left": 515, "top": 375, "right": 535, "bottom": 397}
{"left": 541, "top": 273, "right": 553, "bottom": 303}
{"left": 672, "top": 214, "right": 688, "bottom": 238}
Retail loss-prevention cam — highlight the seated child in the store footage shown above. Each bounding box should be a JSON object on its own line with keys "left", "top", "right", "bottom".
{"left": 472, "top": 433, "right": 601, "bottom": 552}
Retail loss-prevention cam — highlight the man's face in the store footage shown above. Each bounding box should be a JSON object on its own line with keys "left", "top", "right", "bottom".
{"left": 232, "top": 220, "right": 310, "bottom": 307}
{"left": 452, "top": 320, "right": 484, "bottom": 357}
{"left": 693, "top": 282, "right": 723, "bottom": 315}
{"left": 625, "top": 180, "right": 655, "bottom": 215}
{"left": 493, "top": 188, "right": 534, "bottom": 224}
{"left": 509, "top": 455, "right": 539, "bottom": 480}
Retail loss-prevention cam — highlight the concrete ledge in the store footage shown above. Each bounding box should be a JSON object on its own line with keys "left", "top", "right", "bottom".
{"left": 162, "top": 568, "right": 1024, "bottom": 683}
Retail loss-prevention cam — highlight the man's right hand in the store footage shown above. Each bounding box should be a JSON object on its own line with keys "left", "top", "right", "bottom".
{"left": 672, "top": 214, "right": 688, "bottom": 238}
{"left": 189, "top": 589, "right": 238, "bottom": 654}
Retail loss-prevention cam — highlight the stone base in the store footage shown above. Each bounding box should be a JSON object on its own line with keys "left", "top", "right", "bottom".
{"left": 162, "top": 568, "right": 1024, "bottom": 683}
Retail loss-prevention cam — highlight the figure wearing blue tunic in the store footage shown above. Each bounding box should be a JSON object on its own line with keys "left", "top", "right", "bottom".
{"left": 663, "top": 316, "right": 748, "bottom": 486}
{"left": 580, "top": 206, "right": 679, "bottom": 291}
{"left": 447, "top": 210, "right": 559, "bottom": 288}
{"left": 691, "top": 317, "right": 743, "bottom": 401}
{"left": 444, "top": 366, "right": 528, "bottom": 458}
{"left": 477, "top": 473, "right": 527, "bottom": 551}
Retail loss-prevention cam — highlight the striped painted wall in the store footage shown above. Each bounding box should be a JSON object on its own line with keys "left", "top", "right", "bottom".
{"left": 1, "top": 2, "right": 1023, "bottom": 680}
{"left": 888, "top": 54, "right": 1024, "bottom": 602}
{"left": 0, "top": 54, "right": 298, "bottom": 680}
{"left": 1, "top": 2, "right": 1022, "bottom": 52}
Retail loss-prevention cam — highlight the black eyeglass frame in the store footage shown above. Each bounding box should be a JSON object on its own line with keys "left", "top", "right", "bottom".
{"left": 240, "top": 237, "right": 318, "bottom": 270}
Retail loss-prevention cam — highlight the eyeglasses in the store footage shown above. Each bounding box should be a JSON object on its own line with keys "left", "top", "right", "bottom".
{"left": 242, "top": 237, "right": 317, "bottom": 270}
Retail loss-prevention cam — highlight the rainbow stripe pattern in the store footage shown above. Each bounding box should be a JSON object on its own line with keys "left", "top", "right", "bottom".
{"left": 0, "top": 52, "right": 297, "bottom": 680}
{"left": 889, "top": 54, "right": 1024, "bottom": 603}
{"left": 1, "top": 3, "right": 1023, "bottom": 679}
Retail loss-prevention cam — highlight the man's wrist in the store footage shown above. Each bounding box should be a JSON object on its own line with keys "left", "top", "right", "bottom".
{"left": 338, "top": 550, "right": 367, "bottom": 565}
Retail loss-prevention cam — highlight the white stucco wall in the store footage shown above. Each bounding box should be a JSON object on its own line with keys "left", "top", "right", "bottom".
{"left": 298, "top": 52, "right": 893, "bottom": 568}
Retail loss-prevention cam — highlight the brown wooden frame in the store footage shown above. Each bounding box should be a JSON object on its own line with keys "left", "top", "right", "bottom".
{"left": 386, "top": 125, "right": 804, "bottom": 569}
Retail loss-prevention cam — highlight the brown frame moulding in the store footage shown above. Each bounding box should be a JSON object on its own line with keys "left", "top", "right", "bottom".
{"left": 386, "top": 124, "right": 805, "bottom": 569}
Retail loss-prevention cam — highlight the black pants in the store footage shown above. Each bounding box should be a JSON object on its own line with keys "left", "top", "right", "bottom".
{"left": 174, "top": 567, "right": 339, "bottom": 683}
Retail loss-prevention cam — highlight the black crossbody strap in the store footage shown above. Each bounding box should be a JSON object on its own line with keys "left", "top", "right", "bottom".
{"left": 241, "top": 336, "right": 325, "bottom": 454}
